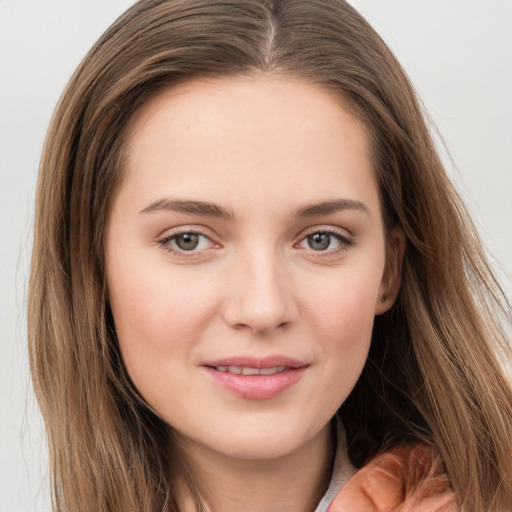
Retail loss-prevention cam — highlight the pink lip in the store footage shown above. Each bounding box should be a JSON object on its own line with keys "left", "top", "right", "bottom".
{"left": 203, "top": 355, "right": 307, "bottom": 369}
{"left": 202, "top": 355, "right": 309, "bottom": 400}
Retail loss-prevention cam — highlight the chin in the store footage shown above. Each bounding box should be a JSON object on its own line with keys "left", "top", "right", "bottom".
{"left": 211, "top": 434, "right": 304, "bottom": 460}
{"left": 183, "top": 413, "right": 326, "bottom": 462}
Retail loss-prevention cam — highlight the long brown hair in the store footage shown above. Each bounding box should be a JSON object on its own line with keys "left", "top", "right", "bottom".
{"left": 28, "top": 1, "right": 512, "bottom": 510}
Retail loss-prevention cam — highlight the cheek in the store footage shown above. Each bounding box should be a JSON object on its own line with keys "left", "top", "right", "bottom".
{"left": 300, "top": 260, "right": 383, "bottom": 385}
{"left": 321, "top": 290, "right": 376, "bottom": 377}
{"left": 304, "top": 264, "right": 382, "bottom": 335}
{"left": 107, "top": 258, "right": 220, "bottom": 377}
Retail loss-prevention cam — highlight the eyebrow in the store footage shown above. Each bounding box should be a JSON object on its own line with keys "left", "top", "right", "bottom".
{"left": 139, "top": 197, "right": 369, "bottom": 219}
{"left": 295, "top": 199, "right": 369, "bottom": 218}
{"left": 139, "top": 198, "right": 234, "bottom": 219}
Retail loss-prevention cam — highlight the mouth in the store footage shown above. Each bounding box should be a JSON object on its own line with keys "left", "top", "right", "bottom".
{"left": 202, "top": 356, "right": 308, "bottom": 400}
{"left": 210, "top": 365, "right": 290, "bottom": 375}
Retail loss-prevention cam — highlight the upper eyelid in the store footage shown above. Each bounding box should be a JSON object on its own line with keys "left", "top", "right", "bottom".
{"left": 296, "top": 225, "right": 353, "bottom": 240}
{"left": 157, "top": 231, "right": 218, "bottom": 258}
{"left": 156, "top": 228, "right": 219, "bottom": 254}
{"left": 294, "top": 227, "right": 355, "bottom": 253}
{"left": 163, "top": 231, "right": 212, "bottom": 243}
{"left": 156, "top": 225, "right": 218, "bottom": 241}
{"left": 155, "top": 225, "right": 353, "bottom": 247}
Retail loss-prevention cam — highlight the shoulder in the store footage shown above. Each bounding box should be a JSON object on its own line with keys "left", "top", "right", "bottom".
{"left": 328, "top": 443, "right": 458, "bottom": 512}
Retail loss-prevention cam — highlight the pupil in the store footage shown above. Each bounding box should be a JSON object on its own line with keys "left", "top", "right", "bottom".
{"left": 176, "top": 233, "right": 199, "bottom": 250}
{"left": 308, "top": 233, "right": 330, "bottom": 250}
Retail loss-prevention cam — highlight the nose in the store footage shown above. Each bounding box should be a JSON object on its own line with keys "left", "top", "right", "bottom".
{"left": 222, "top": 249, "right": 298, "bottom": 334}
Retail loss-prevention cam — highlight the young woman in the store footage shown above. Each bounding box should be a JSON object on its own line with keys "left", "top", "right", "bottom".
{"left": 28, "top": 1, "right": 512, "bottom": 511}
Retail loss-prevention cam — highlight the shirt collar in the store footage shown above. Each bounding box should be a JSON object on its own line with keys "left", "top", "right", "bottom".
{"left": 314, "top": 415, "right": 357, "bottom": 512}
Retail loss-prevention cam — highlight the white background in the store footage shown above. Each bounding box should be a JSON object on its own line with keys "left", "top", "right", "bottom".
{"left": 1, "top": 1, "right": 510, "bottom": 510}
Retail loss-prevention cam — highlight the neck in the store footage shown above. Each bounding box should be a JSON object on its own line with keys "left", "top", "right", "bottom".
{"left": 173, "top": 422, "right": 335, "bottom": 512}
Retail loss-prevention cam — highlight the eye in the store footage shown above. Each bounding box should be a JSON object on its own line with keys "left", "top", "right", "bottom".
{"left": 158, "top": 231, "right": 215, "bottom": 254}
{"left": 306, "top": 232, "right": 334, "bottom": 251}
{"left": 297, "top": 230, "right": 353, "bottom": 252}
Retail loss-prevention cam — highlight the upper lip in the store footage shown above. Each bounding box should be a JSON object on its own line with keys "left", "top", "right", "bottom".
{"left": 202, "top": 355, "right": 308, "bottom": 369}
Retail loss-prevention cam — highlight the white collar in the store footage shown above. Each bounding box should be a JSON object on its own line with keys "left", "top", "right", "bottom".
{"left": 314, "top": 417, "right": 357, "bottom": 512}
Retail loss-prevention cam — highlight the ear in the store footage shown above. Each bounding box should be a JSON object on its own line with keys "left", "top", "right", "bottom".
{"left": 375, "top": 227, "right": 405, "bottom": 315}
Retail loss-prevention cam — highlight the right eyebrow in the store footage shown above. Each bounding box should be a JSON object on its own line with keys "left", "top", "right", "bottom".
{"left": 139, "top": 198, "right": 234, "bottom": 220}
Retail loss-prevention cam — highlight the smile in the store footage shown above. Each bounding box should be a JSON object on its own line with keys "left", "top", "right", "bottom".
{"left": 202, "top": 356, "right": 308, "bottom": 400}
{"left": 213, "top": 365, "right": 289, "bottom": 375}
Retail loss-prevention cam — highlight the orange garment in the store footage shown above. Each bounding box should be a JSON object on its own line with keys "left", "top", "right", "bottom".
{"left": 328, "top": 444, "right": 457, "bottom": 512}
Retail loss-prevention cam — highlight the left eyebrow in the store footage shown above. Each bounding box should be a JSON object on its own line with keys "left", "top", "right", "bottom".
{"left": 295, "top": 199, "right": 370, "bottom": 218}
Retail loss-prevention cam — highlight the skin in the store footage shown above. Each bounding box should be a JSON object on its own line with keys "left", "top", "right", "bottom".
{"left": 105, "top": 74, "right": 403, "bottom": 512}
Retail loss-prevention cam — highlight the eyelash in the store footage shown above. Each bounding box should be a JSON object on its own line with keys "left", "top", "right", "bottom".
{"left": 297, "top": 228, "right": 354, "bottom": 255}
{"left": 156, "top": 228, "right": 354, "bottom": 258}
{"left": 157, "top": 228, "right": 216, "bottom": 258}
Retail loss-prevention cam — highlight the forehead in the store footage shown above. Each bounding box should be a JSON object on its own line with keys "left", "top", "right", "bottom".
{"left": 127, "top": 74, "right": 365, "bottom": 149}
{"left": 118, "top": 74, "right": 379, "bottom": 217}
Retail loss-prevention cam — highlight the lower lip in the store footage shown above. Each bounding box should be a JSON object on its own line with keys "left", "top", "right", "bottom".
{"left": 203, "top": 366, "right": 307, "bottom": 400}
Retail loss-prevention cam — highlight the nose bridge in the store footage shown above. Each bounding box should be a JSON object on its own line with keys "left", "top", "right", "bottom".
{"left": 223, "top": 244, "right": 297, "bottom": 333}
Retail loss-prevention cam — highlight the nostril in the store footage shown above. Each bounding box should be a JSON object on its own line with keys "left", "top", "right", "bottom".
{"left": 252, "top": 320, "right": 291, "bottom": 335}
{"left": 229, "top": 319, "right": 290, "bottom": 335}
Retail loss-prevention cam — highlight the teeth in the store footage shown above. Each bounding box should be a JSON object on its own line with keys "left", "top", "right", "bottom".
{"left": 242, "top": 367, "right": 260, "bottom": 375}
{"left": 261, "top": 366, "right": 285, "bottom": 375}
{"left": 214, "top": 365, "right": 289, "bottom": 375}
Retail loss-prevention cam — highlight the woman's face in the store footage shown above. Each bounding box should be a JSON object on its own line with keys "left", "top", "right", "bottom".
{"left": 106, "top": 75, "right": 401, "bottom": 460}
